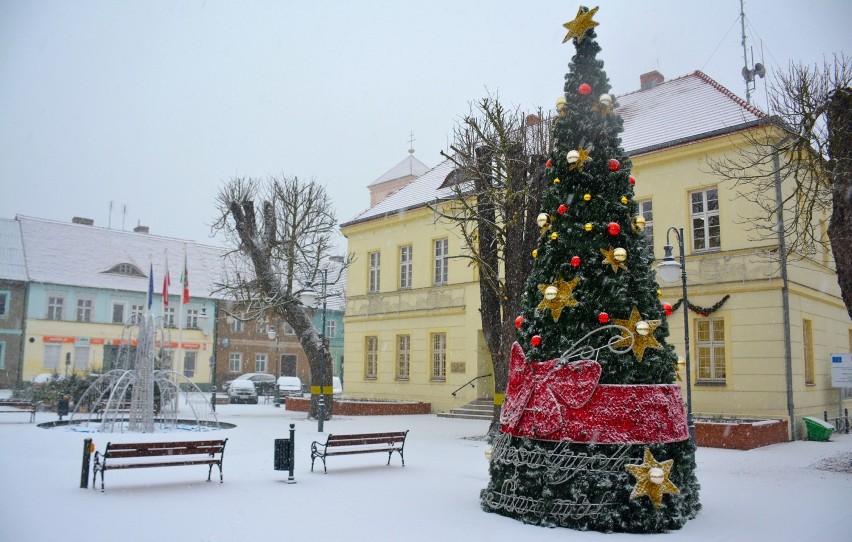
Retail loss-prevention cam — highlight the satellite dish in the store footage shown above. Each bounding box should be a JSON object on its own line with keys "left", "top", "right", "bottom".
{"left": 754, "top": 63, "right": 766, "bottom": 78}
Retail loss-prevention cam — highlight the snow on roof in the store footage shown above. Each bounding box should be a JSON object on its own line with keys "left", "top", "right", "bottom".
{"left": 344, "top": 71, "right": 765, "bottom": 227}
{"left": 0, "top": 218, "right": 27, "bottom": 281}
{"left": 617, "top": 70, "right": 764, "bottom": 155}
{"left": 368, "top": 154, "right": 431, "bottom": 187}
{"left": 16, "top": 215, "right": 226, "bottom": 297}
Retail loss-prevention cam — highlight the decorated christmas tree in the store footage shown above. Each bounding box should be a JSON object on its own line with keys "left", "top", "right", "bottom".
{"left": 480, "top": 6, "right": 700, "bottom": 533}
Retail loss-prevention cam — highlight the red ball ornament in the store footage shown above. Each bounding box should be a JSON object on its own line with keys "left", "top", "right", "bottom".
{"left": 557, "top": 204, "right": 568, "bottom": 215}
{"left": 546, "top": 159, "right": 553, "bottom": 168}
{"left": 629, "top": 175, "right": 636, "bottom": 185}
{"left": 608, "top": 222, "right": 621, "bottom": 236}
{"left": 662, "top": 302, "right": 673, "bottom": 317}
{"left": 571, "top": 256, "right": 581, "bottom": 267}
{"left": 578, "top": 83, "right": 592, "bottom": 95}
{"left": 515, "top": 316, "right": 524, "bottom": 329}
{"left": 598, "top": 312, "right": 610, "bottom": 324}
{"left": 531, "top": 335, "right": 542, "bottom": 347}
{"left": 608, "top": 159, "right": 620, "bottom": 171}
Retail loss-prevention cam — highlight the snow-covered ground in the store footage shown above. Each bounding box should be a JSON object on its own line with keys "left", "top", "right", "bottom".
{"left": 1, "top": 396, "right": 850, "bottom": 542}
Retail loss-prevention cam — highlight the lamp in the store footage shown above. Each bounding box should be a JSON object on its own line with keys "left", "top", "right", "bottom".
{"left": 656, "top": 227, "right": 695, "bottom": 444}
{"left": 269, "top": 318, "right": 281, "bottom": 407}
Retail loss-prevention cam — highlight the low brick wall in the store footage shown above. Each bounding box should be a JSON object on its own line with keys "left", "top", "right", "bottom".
{"left": 285, "top": 397, "right": 431, "bottom": 415}
{"left": 695, "top": 419, "right": 789, "bottom": 450}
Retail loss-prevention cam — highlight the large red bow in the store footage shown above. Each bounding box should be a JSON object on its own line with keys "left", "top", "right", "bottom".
{"left": 500, "top": 342, "right": 689, "bottom": 443}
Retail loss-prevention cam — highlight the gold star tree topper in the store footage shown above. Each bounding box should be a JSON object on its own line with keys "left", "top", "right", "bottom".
{"left": 613, "top": 306, "right": 662, "bottom": 361}
{"left": 536, "top": 277, "right": 580, "bottom": 322}
{"left": 562, "top": 6, "right": 600, "bottom": 44}
{"left": 626, "top": 448, "right": 680, "bottom": 508}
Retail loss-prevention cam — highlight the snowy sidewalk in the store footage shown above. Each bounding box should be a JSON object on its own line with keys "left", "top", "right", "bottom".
{"left": 0, "top": 403, "right": 850, "bottom": 542}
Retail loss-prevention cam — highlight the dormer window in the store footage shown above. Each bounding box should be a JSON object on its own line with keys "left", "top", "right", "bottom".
{"left": 104, "top": 263, "right": 146, "bottom": 277}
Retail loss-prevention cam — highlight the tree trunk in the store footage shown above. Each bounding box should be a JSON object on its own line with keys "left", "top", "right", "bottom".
{"left": 827, "top": 87, "right": 852, "bottom": 321}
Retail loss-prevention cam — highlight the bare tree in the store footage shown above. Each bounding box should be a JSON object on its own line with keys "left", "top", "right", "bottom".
{"left": 707, "top": 54, "right": 852, "bottom": 320}
{"left": 212, "top": 176, "right": 350, "bottom": 419}
{"left": 432, "top": 96, "right": 550, "bottom": 435}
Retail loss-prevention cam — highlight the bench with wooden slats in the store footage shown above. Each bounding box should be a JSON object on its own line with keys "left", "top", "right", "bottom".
{"left": 310, "top": 431, "right": 408, "bottom": 473}
{"left": 92, "top": 439, "right": 227, "bottom": 491}
{"left": 0, "top": 400, "right": 37, "bottom": 423}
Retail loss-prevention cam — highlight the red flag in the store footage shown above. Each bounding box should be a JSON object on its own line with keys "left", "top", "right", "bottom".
{"left": 162, "top": 252, "right": 171, "bottom": 307}
{"left": 181, "top": 251, "right": 190, "bottom": 304}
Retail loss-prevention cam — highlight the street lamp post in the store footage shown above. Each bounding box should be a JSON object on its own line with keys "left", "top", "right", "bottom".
{"left": 268, "top": 321, "right": 280, "bottom": 407}
{"left": 657, "top": 227, "right": 695, "bottom": 444}
{"left": 301, "top": 268, "right": 329, "bottom": 432}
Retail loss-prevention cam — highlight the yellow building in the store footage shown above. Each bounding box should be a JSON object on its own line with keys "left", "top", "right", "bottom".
{"left": 341, "top": 71, "right": 851, "bottom": 437}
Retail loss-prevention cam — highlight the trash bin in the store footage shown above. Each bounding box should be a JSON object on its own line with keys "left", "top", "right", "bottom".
{"left": 274, "top": 439, "right": 292, "bottom": 471}
{"left": 803, "top": 416, "right": 834, "bottom": 441}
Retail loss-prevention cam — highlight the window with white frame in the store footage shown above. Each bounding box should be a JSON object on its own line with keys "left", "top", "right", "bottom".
{"left": 47, "top": 296, "right": 64, "bottom": 320}
{"left": 368, "top": 251, "right": 381, "bottom": 293}
{"left": 183, "top": 351, "right": 196, "bottom": 378}
{"left": 696, "top": 318, "right": 725, "bottom": 383}
{"left": 433, "top": 238, "right": 448, "bottom": 285}
{"left": 399, "top": 245, "right": 413, "bottom": 289}
{"left": 0, "top": 290, "right": 9, "bottom": 318}
{"left": 74, "top": 344, "right": 89, "bottom": 370}
{"left": 130, "top": 304, "right": 144, "bottom": 321}
{"left": 228, "top": 352, "right": 242, "bottom": 373}
{"left": 430, "top": 332, "right": 447, "bottom": 381}
{"left": 44, "top": 344, "right": 61, "bottom": 370}
{"left": 690, "top": 188, "right": 720, "bottom": 252}
{"left": 365, "top": 336, "right": 378, "bottom": 379}
{"left": 255, "top": 353, "right": 268, "bottom": 373}
{"left": 185, "top": 309, "right": 199, "bottom": 329}
{"left": 326, "top": 320, "right": 337, "bottom": 339}
{"left": 229, "top": 315, "right": 244, "bottom": 333}
{"left": 396, "top": 334, "right": 410, "bottom": 380}
{"left": 636, "top": 199, "right": 654, "bottom": 255}
{"left": 164, "top": 307, "right": 176, "bottom": 328}
{"left": 256, "top": 318, "right": 268, "bottom": 335}
{"left": 76, "top": 299, "right": 93, "bottom": 322}
{"left": 111, "top": 303, "right": 126, "bottom": 324}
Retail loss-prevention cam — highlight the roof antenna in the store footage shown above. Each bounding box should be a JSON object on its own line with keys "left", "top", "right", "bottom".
{"left": 740, "top": 0, "right": 765, "bottom": 104}
{"left": 407, "top": 131, "right": 415, "bottom": 155}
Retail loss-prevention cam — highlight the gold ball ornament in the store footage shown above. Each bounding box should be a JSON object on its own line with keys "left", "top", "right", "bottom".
{"left": 484, "top": 447, "right": 494, "bottom": 461}
{"left": 544, "top": 285, "right": 559, "bottom": 300}
{"left": 553, "top": 177, "right": 561, "bottom": 185}
{"left": 536, "top": 213, "right": 549, "bottom": 227}
{"left": 584, "top": 223, "right": 593, "bottom": 232}
{"left": 550, "top": 232, "right": 558, "bottom": 241}
{"left": 583, "top": 193, "right": 592, "bottom": 202}
{"left": 633, "top": 216, "right": 647, "bottom": 231}
{"left": 635, "top": 320, "right": 650, "bottom": 336}
{"left": 532, "top": 249, "right": 538, "bottom": 259}
{"left": 613, "top": 247, "right": 627, "bottom": 262}
{"left": 621, "top": 196, "right": 629, "bottom": 205}
{"left": 566, "top": 150, "right": 580, "bottom": 164}
{"left": 657, "top": 289, "right": 663, "bottom": 298}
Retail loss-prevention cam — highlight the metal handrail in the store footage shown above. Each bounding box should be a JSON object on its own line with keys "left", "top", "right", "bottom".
{"left": 451, "top": 373, "right": 492, "bottom": 397}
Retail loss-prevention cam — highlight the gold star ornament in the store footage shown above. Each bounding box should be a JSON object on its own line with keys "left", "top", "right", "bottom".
{"left": 626, "top": 448, "right": 680, "bottom": 508}
{"left": 536, "top": 276, "right": 580, "bottom": 322}
{"left": 613, "top": 306, "right": 662, "bottom": 361}
{"left": 600, "top": 246, "right": 628, "bottom": 273}
{"left": 562, "top": 6, "right": 600, "bottom": 44}
{"left": 568, "top": 146, "right": 592, "bottom": 171}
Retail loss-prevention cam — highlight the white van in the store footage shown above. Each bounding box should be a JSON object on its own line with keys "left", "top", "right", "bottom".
{"left": 276, "top": 376, "right": 303, "bottom": 397}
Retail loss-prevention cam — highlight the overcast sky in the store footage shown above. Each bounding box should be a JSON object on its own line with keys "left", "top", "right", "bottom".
{"left": 1, "top": 0, "right": 849, "bottom": 251}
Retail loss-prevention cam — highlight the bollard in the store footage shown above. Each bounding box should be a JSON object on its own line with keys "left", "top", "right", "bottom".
{"left": 287, "top": 423, "right": 296, "bottom": 484}
{"left": 80, "top": 438, "right": 93, "bottom": 488}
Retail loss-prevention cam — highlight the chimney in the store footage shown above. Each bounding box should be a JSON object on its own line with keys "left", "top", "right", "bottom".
{"left": 72, "top": 217, "right": 94, "bottom": 226}
{"left": 133, "top": 225, "right": 150, "bottom": 234}
{"left": 640, "top": 70, "right": 665, "bottom": 90}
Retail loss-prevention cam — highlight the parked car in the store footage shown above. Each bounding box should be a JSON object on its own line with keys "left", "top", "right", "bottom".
{"left": 276, "top": 376, "right": 303, "bottom": 398}
{"left": 224, "top": 373, "right": 276, "bottom": 396}
{"left": 227, "top": 379, "right": 258, "bottom": 404}
{"left": 332, "top": 376, "right": 343, "bottom": 398}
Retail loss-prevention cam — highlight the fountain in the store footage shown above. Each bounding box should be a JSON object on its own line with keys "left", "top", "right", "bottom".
{"left": 69, "top": 312, "right": 219, "bottom": 432}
